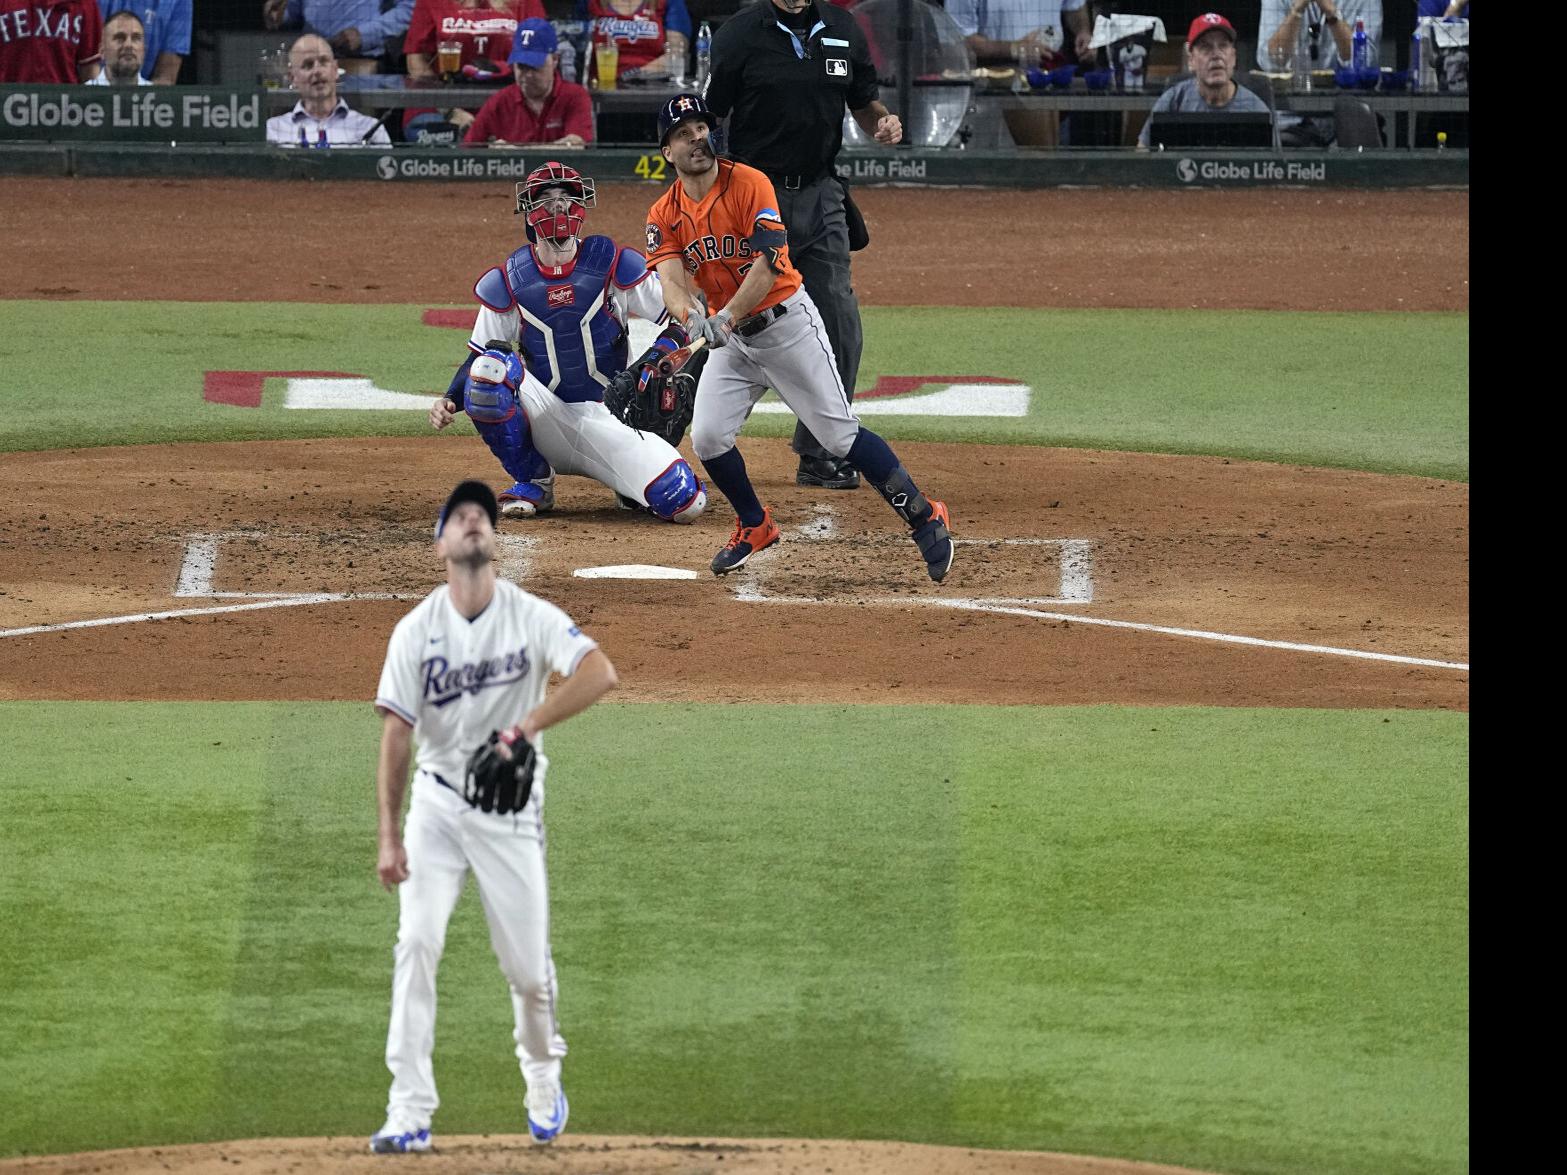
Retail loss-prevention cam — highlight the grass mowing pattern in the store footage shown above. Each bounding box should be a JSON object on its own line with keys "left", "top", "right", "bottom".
{"left": 0, "top": 702, "right": 1468, "bottom": 1175}
{"left": 0, "top": 302, "right": 1468, "bottom": 480}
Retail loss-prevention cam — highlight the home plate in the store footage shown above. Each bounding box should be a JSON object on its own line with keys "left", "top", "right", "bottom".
{"left": 574, "top": 564, "right": 699, "bottom": 580}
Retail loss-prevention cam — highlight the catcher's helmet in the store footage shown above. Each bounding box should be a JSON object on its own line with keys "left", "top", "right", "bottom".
{"left": 514, "top": 161, "right": 595, "bottom": 243}
{"left": 657, "top": 91, "right": 714, "bottom": 147}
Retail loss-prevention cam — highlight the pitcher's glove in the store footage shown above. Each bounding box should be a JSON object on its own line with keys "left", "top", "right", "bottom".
{"left": 462, "top": 727, "right": 537, "bottom": 815}
{"left": 605, "top": 359, "right": 698, "bottom": 449}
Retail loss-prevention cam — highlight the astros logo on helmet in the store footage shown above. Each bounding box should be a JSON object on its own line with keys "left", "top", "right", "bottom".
{"left": 658, "top": 91, "right": 715, "bottom": 147}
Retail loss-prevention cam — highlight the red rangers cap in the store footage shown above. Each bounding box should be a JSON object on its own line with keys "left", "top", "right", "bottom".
{"left": 1187, "top": 13, "right": 1237, "bottom": 44}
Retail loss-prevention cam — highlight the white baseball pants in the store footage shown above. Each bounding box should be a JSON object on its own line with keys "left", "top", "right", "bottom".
{"left": 384, "top": 777, "right": 565, "bottom": 1122}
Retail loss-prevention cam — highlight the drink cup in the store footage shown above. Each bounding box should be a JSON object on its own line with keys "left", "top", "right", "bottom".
{"left": 437, "top": 40, "right": 462, "bottom": 77}
{"left": 595, "top": 40, "right": 619, "bottom": 91}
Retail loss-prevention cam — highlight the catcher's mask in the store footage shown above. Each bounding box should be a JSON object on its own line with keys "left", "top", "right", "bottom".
{"left": 515, "top": 161, "right": 595, "bottom": 244}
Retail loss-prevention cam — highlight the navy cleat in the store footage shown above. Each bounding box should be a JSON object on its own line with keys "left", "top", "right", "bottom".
{"left": 526, "top": 1083, "right": 569, "bottom": 1145}
{"left": 911, "top": 500, "right": 954, "bottom": 583}
{"left": 369, "top": 1113, "right": 432, "bottom": 1154}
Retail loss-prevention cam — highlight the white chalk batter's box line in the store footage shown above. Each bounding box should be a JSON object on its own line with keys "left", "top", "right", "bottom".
{"left": 729, "top": 537, "right": 1093, "bottom": 607}
{"left": 0, "top": 531, "right": 1469, "bottom": 673}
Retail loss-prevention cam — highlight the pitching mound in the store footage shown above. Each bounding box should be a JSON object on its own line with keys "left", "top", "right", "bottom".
{"left": 0, "top": 1134, "right": 1225, "bottom": 1175}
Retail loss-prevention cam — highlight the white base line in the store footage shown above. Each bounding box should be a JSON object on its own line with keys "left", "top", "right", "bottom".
{"left": 917, "top": 598, "right": 1470, "bottom": 671}
{"left": 0, "top": 593, "right": 400, "bottom": 639}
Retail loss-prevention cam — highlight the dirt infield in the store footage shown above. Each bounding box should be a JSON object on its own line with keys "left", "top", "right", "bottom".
{"left": 0, "top": 437, "right": 1468, "bottom": 708}
{"left": 0, "top": 180, "right": 1469, "bottom": 1172}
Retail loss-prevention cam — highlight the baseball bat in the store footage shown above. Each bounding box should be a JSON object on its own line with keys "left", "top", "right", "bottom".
{"left": 656, "top": 335, "right": 707, "bottom": 378}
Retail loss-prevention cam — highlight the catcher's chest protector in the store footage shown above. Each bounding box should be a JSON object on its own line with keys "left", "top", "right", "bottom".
{"left": 504, "top": 236, "right": 628, "bottom": 404}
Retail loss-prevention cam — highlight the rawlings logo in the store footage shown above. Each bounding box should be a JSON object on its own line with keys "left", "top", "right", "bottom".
{"left": 547, "top": 284, "right": 575, "bottom": 307}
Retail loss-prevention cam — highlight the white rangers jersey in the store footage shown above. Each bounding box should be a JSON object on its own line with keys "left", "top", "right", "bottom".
{"left": 375, "top": 579, "right": 599, "bottom": 807}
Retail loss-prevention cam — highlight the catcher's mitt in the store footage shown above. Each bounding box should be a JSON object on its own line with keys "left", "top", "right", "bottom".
{"left": 462, "top": 727, "right": 537, "bottom": 815}
{"left": 605, "top": 356, "right": 701, "bottom": 449}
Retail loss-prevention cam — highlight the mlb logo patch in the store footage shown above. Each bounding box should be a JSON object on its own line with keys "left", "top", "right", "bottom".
{"left": 547, "top": 285, "right": 575, "bottom": 308}
{"left": 825, "top": 57, "right": 848, "bottom": 77}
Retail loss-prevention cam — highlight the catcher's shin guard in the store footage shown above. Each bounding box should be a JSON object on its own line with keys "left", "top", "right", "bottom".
{"left": 475, "top": 415, "right": 551, "bottom": 485}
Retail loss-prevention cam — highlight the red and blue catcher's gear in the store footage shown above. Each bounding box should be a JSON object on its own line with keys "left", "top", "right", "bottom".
{"left": 643, "top": 458, "right": 706, "bottom": 524}
{"left": 463, "top": 348, "right": 523, "bottom": 424}
{"left": 515, "top": 161, "right": 595, "bottom": 245}
{"left": 457, "top": 345, "right": 550, "bottom": 487}
{"left": 476, "top": 411, "right": 552, "bottom": 489}
{"left": 473, "top": 236, "right": 654, "bottom": 404}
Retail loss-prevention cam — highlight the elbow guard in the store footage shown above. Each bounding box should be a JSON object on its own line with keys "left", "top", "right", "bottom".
{"left": 748, "top": 226, "right": 788, "bottom": 272}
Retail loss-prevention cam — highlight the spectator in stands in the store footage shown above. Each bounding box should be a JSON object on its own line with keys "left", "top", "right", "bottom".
{"left": 577, "top": 0, "right": 691, "bottom": 81}
{"left": 403, "top": 0, "right": 545, "bottom": 138}
{"left": 464, "top": 17, "right": 594, "bottom": 147}
{"left": 86, "top": 6, "right": 151, "bottom": 84}
{"left": 99, "top": 0, "right": 188, "bottom": 83}
{"left": 262, "top": 0, "right": 415, "bottom": 74}
{"left": 0, "top": 0, "right": 102, "bottom": 82}
{"left": 1138, "top": 13, "right": 1273, "bottom": 149}
{"left": 266, "top": 32, "right": 393, "bottom": 145}
{"left": 1258, "top": 1, "right": 1382, "bottom": 73}
{"left": 946, "top": 0, "right": 1093, "bottom": 70}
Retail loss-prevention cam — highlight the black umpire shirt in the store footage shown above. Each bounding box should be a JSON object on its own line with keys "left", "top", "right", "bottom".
{"left": 705, "top": 0, "right": 879, "bottom": 184}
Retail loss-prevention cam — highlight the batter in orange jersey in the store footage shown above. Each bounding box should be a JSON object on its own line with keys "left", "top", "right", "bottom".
{"left": 641, "top": 91, "right": 955, "bottom": 583}
{"left": 644, "top": 155, "right": 801, "bottom": 317}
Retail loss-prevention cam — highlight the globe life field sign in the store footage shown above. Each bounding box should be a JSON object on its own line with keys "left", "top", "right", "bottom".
{"left": 1, "top": 87, "right": 262, "bottom": 141}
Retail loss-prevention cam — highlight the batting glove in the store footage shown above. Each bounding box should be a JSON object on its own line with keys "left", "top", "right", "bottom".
{"left": 702, "top": 308, "right": 734, "bottom": 349}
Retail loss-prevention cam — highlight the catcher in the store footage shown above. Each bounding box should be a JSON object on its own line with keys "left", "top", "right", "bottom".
{"left": 430, "top": 162, "right": 709, "bottom": 523}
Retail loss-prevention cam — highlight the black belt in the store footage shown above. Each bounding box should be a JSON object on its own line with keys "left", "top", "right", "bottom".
{"left": 768, "top": 172, "right": 825, "bottom": 190}
{"left": 735, "top": 303, "right": 788, "bottom": 338}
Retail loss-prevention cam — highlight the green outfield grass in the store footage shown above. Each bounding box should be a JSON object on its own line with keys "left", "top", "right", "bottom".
{"left": 0, "top": 702, "right": 1468, "bottom": 1175}
{"left": 0, "top": 302, "right": 1468, "bottom": 480}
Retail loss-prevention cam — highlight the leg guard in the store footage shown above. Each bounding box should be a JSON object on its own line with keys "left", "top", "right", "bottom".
{"left": 475, "top": 415, "right": 551, "bottom": 485}
{"left": 870, "top": 463, "right": 954, "bottom": 583}
{"left": 869, "top": 463, "right": 937, "bottom": 528}
{"left": 644, "top": 459, "right": 707, "bottom": 524}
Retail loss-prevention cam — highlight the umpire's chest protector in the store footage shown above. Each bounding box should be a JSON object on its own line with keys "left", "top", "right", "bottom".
{"left": 505, "top": 236, "right": 629, "bottom": 403}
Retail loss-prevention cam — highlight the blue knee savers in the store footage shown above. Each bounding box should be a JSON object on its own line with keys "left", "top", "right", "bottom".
{"left": 645, "top": 460, "right": 706, "bottom": 523}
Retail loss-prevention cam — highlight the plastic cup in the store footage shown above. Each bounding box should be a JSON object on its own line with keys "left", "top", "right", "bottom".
{"left": 595, "top": 40, "right": 619, "bottom": 91}
{"left": 437, "top": 40, "right": 462, "bottom": 77}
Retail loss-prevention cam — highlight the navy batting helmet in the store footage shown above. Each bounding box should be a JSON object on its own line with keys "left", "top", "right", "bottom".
{"left": 657, "top": 91, "right": 713, "bottom": 147}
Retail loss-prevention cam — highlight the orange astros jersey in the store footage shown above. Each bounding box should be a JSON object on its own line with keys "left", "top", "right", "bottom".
{"left": 643, "top": 160, "right": 802, "bottom": 315}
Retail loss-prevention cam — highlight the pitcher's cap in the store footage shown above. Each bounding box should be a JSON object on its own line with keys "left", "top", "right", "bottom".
{"left": 436, "top": 480, "right": 499, "bottom": 538}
